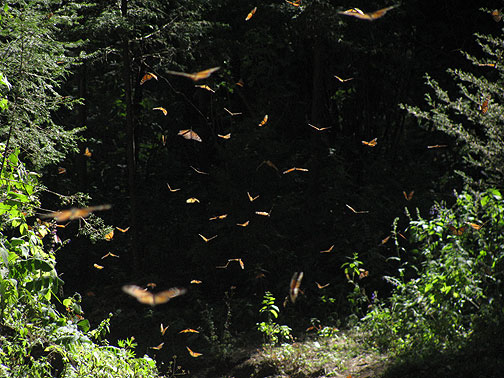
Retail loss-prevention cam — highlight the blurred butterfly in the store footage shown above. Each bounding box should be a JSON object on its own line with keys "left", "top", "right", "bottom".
{"left": 362, "top": 138, "right": 377, "bottom": 147}
{"left": 178, "top": 129, "right": 202, "bottom": 142}
{"left": 283, "top": 167, "right": 309, "bottom": 174}
{"left": 255, "top": 209, "right": 272, "bottom": 217}
{"left": 257, "top": 160, "right": 279, "bottom": 173}
{"left": 166, "top": 66, "right": 220, "bottom": 81}
{"left": 160, "top": 324, "right": 169, "bottom": 336}
{"left": 146, "top": 282, "right": 157, "bottom": 289}
{"left": 345, "top": 204, "right": 369, "bottom": 214}
{"left": 153, "top": 107, "right": 167, "bottom": 116}
{"left": 247, "top": 192, "right": 260, "bottom": 202}
{"left": 427, "top": 144, "right": 447, "bottom": 149}
{"left": 308, "top": 123, "right": 332, "bottom": 131}
{"left": 258, "top": 114, "right": 269, "bottom": 127}
{"left": 380, "top": 235, "right": 391, "bottom": 245}
{"left": 116, "top": 226, "right": 130, "bottom": 233}
{"left": 403, "top": 190, "right": 414, "bottom": 201}
{"left": 217, "top": 133, "right": 231, "bottom": 139}
{"left": 359, "top": 269, "right": 369, "bottom": 279}
{"left": 84, "top": 147, "right": 92, "bottom": 157}
{"left": 150, "top": 342, "right": 164, "bottom": 350}
{"left": 209, "top": 214, "right": 227, "bottom": 220}
{"left": 290, "top": 272, "right": 303, "bottom": 303}
{"left": 320, "top": 244, "right": 334, "bottom": 253}
{"left": 236, "top": 220, "right": 250, "bottom": 227}
{"left": 190, "top": 280, "right": 202, "bottom": 284}
{"left": 140, "top": 72, "right": 158, "bottom": 85}
{"left": 58, "top": 167, "right": 66, "bottom": 174}
{"left": 179, "top": 328, "right": 199, "bottom": 334}
{"left": 190, "top": 166, "right": 209, "bottom": 175}
{"left": 245, "top": 7, "right": 257, "bottom": 21}
{"left": 122, "top": 285, "right": 187, "bottom": 306}
{"left": 217, "top": 258, "right": 244, "bottom": 270}
{"left": 480, "top": 95, "right": 490, "bottom": 114}
{"left": 334, "top": 75, "right": 354, "bottom": 82}
{"left": 316, "top": 282, "right": 330, "bottom": 289}
{"left": 224, "top": 108, "right": 242, "bottom": 116}
{"left": 161, "top": 134, "right": 167, "bottom": 146}
{"left": 477, "top": 63, "right": 497, "bottom": 68}
{"left": 195, "top": 84, "right": 215, "bottom": 93}
{"left": 186, "top": 197, "right": 200, "bottom": 204}
{"left": 448, "top": 225, "right": 467, "bottom": 236}
{"left": 285, "top": 0, "right": 301, "bottom": 6}
{"left": 186, "top": 346, "right": 202, "bottom": 357}
{"left": 42, "top": 204, "right": 112, "bottom": 222}
{"left": 167, "top": 183, "right": 181, "bottom": 192}
{"left": 492, "top": 9, "right": 502, "bottom": 22}
{"left": 198, "top": 234, "right": 218, "bottom": 243}
{"left": 236, "top": 79, "right": 244, "bottom": 87}
{"left": 467, "top": 221, "right": 487, "bottom": 230}
{"left": 101, "top": 252, "right": 119, "bottom": 259}
{"left": 93, "top": 263, "right": 104, "bottom": 270}
{"left": 104, "top": 230, "right": 114, "bottom": 241}
{"left": 339, "top": 6, "right": 397, "bottom": 21}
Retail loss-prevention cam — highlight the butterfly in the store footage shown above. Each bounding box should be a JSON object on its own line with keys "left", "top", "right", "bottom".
{"left": 320, "top": 244, "right": 334, "bottom": 253}
{"left": 256, "top": 160, "right": 279, "bottom": 173}
{"left": 190, "top": 280, "right": 202, "bottom": 284}
{"left": 160, "top": 324, "right": 169, "bottom": 336}
{"left": 140, "top": 72, "right": 158, "bottom": 85}
{"left": 190, "top": 166, "right": 209, "bottom": 175}
{"left": 166, "top": 67, "right": 220, "bottom": 81}
{"left": 480, "top": 95, "right": 490, "bottom": 114}
{"left": 245, "top": 7, "right": 257, "bottom": 21}
{"left": 42, "top": 204, "right": 112, "bottom": 222}
{"left": 448, "top": 225, "right": 467, "bottom": 236}
{"left": 198, "top": 234, "right": 218, "bottom": 243}
{"left": 122, "top": 285, "right": 187, "bottom": 306}
{"left": 186, "top": 197, "right": 200, "bottom": 204}
{"left": 403, "top": 190, "right": 414, "bottom": 201}
{"left": 209, "top": 214, "right": 227, "bottom": 220}
{"left": 195, "top": 84, "right": 215, "bottom": 93}
{"left": 492, "top": 9, "right": 502, "bottom": 22}
{"left": 217, "top": 133, "right": 231, "bottom": 139}
{"left": 359, "top": 269, "right": 369, "bottom": 279}
{"left": 84, "top": 147, "right": 92, "bottom": 157}
{"left": 247, "top": 192, "right": 260, "bottom": 202}
{"left": 258, "top": 114, "right": 269, "bottom": 127}
{"left": 223, "top": 108, "right": 242, "bottom": 116}
{"left": 467, "top": 221, "right": 488, "bottom": 230}
{"left": 308, "top": 123, "right": 332, "bottom": 131}
{"left": 338, "top": 6, "right": 397, "bottom": 21}
{"left": 152, "top": 107, "right": 167, "bottom": 116}
{"left": 380, "top": 235, "right": 391, "bottom": 245}
{"left": 186, "top": 346, "right": 202, "bottom": 357}
{"left": 427, "top": 144, "right": 447, "bottom": 149}
{"left": 178, "top": 129, "right": 202, "bottom": 142}
{"left": 150, "top": 342, "right": 164, "bottom": 350}
{"left": 236, "top": 220, "right": 250, "bottom": 227}
{"left": 316, "top": 282, "right": 330, "bottom": 289}
{"left": 345, "top": 204, "right": 369, "bottom": 214}
{"left": 283, "top": 167, "right": 309, "bottom": 174}
{"left": 289, "top": 272, "right": 304, "bottom": 303}
{"left": 334, "top": 75, "right": 354, "bottom": 82}
{"left": 167, "top": 183, "right": 181, "bottom": 192}
{"left": 116, "top": 226, "right": 130, "bottom": 233}
{"left": 362, "top": 138, "right": 377, "bottom": 147}
{"left": 477, "top": 63, "right": 497, "bottom": 68}
{"left": 179, "top": 328, "right": 199, "bottom": 334}
{"left": 285, "top": 0, "right": 301, "bottom": 6}
{"left": 93, "top": 263, "right": 104, "bottom": 270}
{"left": 255, "top": 209, "right": 272, "bottom": 217}
{"left": 236, "top": 79, "right": 244, "bottom": 87}
{"left": 217, "top": 258, "right": 245, "bottom": 270}
{"left": 104, "top": 230, "right": 114, "bottom": 241}
{"left": 161, "top": 135, "right": 167, "bottom": 146}
{"left": 58, "top": 167, "right": 66, "bottom": 174}
{"left": 101, "top": 252, "right": 119, "bottom": 259}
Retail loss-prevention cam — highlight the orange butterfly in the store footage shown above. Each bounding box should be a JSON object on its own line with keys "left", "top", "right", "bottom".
{"left": 467, "top": 221, "right": 487, "bottom": 230}
{"left": 161, "top": 134, "right": 167, "bottom": 146}
{"left": 178, "top": 129, "right": 202, "bottom": 142}
{"left": 316, "top": 282, "right": 330, "bottom": 289}
{"left": 217, "top": 258, "right": 244, "bottom": 270}
{"left": 153, "top": 107, "right": 167, "bottom": 116}
{"left": 186, "top": 197, "right": 200, "bottom": 204}
{"left": 245, "top": 7, "right": 257, "bottom": 21}
{"left": 42, "top": 204, "right": 112, "bottom": 222}
{"left": 236, "top": 79, "right": 244, "bottom": 87}
{"left": 179, "top": 328, "right": 199, "bottom": 334}
{"left": 334, "top": 75, "right": 354, "bottom": 82}
{"left": 345, "top": 204, "right": 369, "bottom": 214}
{"left": 236, "top": 220, "right": 250, "bottom": 227}
{"left": 362, "top": 138, "right": 377, "bottom": 147}
{"left": 480, "top": 95, "right": 490, "bottom": 114}
{"left": 160, "top": 324, "right": 169, "bottom": 336}
{"left": 492, "top": 9, "right": 502, "bottom": 22}
{"left": 339, "top": 6, "right": 397, "bottom": 21}
{"left": 101, "top": 252, "right": 119, "bottom": 259}
{"left": 285, "top": 0, "right": 301, "bottom": 6}
{"left": 380, "top": 235, "right": 391, "bottom": 245}
{"left": 427, "top": 144, "right": 447, "bottom": 149}
{"left": 116, "top": 226, "right": 130, "bottom": 233}
{"left": 359, "top": 269, "right": 369, "bottom": 279}
{"left": 209, "top": 214, "right": 227, "bottom": 220}
{"left": 93, "top": 263, "right": 104, "bottom": 270}
{"left": 104, "top": 230, "right": 114, "bottom": 241}
{"left": 448, "top": 225, "right": 467, "bottom": 236}
{"left": 190, "top": 280, "right": 202, "bottom": 284}
{"left": 478, "top": 63, "right": 497, "bottom": 68}
{"left": 282, "top": 167, "right": 309, "bottom": 174}
{"left": 258, "top": 114, "right": 269, "bottom": 126}
{"left": 166, "top": 66, "right": 220, "bottom": 81}
{"left": 255, "top": 209, "right": 272, "bottom": 217}
{"left": 186, "top": 346, "right": 202, "bottom": 357}
{"left": 218, "top": 133, "right": 231, "bottom": 140}
{"left": 223, "top": 108, "right": 242, "bottom": 116}
{"left": 289, "top": 272, "right": 303, "bottom": 303}
{"left": 150, "top": 342, "right": 164, "bottom": 350}
{"left": 403, "top": 190, "right": 414, "bottom": 201}
{"left": 308, "top": 123, "right": 332, "bottom": 131}
{"left": 84, "top": 147, "right": 92, "bottom": 157}
{"left": 195, "top": 84, "right": 215, "bottom": 93}
{"left": 190, "top": 166, "right": 209, "bottom": 175}
{"left": 140, "top": 72, "right": 158, "bottom": 85}
{"left": 198, "top": 234, "right": 218, "bottom": 243}
{"left": 122, "top": 285, "right": 187, "bottom": 306}
{"left": 167, "top": 183, "right": 181, "bottom": 192}
{"left": 58, "top": 167, "right": 66, "bottom": 174}
{"left": 320, "top": 244, "right": 334, "bottom": 253}
{"left": 247, "top": 192, "right": 260, "bottom": 202}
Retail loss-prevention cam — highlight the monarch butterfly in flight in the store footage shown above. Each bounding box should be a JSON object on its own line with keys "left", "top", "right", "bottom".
{"left": 403, "top": 190, "right": 414, "bottom": 201}
{"left": 308, "top": 123, "right": 332, "bottom": 131}
{"left": 153, "top": 107, "right": 167, "bottom": 116}
{"left": 166, "top": 67, "right": 220, "bottom": 81}
{"left": 42, "top": 204, "right": 112, "bottom": 222}
{"left": 289, "top": 272, "right": 303, "bottom": 303}
{"left": 122, "top": 285, "right": 187, "bottom": 306}
{"left": 258, "top": 114, "right": 269, "bottom": 127}
{"left": 186, "top": 346, "right": 203, "bottom": 357}
{"left": 150, "top": 342, "right": 164, "bottom": 350}
{"left": 140, "top": 72, "right": 158, "bottom": 85}
{"left": 178, "top": 129, "right": 202, "bottom": 142}
{"left": 362, "top": 138, "right": 377, "bottom": 147}
{"left": 282, "top": 167, "right": 309, "bottom": 174}
{"left": 492, "top": 9, "right": 502, "bottom": 22}
{"left": 245, "top": 7, "right": 257, "bottom": 21}
{"left": 339, "top": 5, "right": 398, "bottom": 21}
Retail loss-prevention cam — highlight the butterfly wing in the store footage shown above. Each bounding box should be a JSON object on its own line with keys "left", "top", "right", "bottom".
{"left": 152, "top": 287, "right": 187, "bottom": 305}
{"left": 122, "top": 285, "right": 155, "bottom": 305}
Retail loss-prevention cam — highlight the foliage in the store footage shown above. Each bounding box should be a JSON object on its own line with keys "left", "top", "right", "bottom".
{"left": 257, "top": 291, "right": 292, "bottom": 345}
{"left": 363, "top": 188, "right": 504, "bottom": 356}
